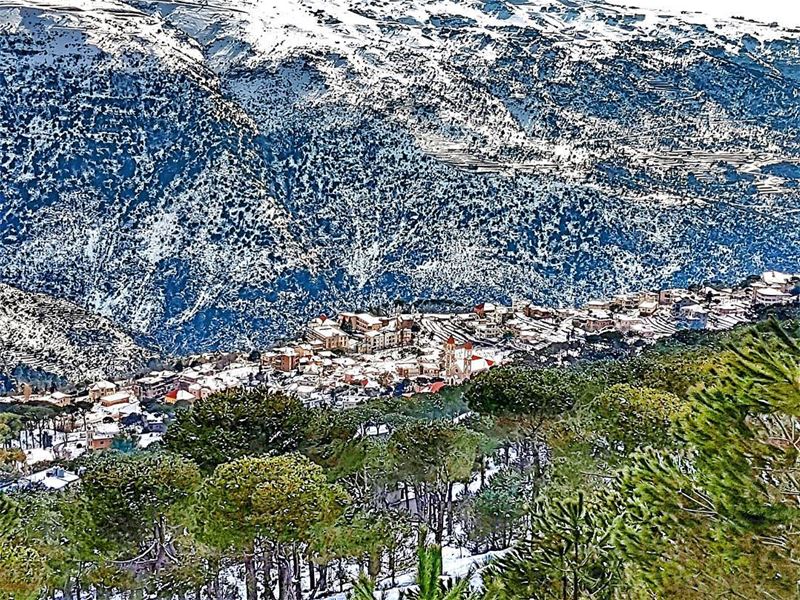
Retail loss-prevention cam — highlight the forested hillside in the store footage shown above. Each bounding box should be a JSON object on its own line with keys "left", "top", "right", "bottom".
{"left": 2, "top": 317, "right": 799, "bottom": 598}
{"left": 3, "top": 0, "right": 800, "bottom": 352}
{"left": 0, "top": 283, "right": 159, "bottom": 394}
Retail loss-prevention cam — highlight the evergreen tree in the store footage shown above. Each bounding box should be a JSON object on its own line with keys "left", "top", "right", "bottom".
{"left": 165, "top": 389, "right": 307, "bottom": 471}
{"left": 388, "top": 421, "right": 480, "bottom": 545}
{"left": 483, "top": 493, "right": 620, "bottom": 600}
{"left": 619, "top": 319, "right": 800, "bottom": 598}
{"left": 194, "top": 453, "right": 347, "bottom": 600}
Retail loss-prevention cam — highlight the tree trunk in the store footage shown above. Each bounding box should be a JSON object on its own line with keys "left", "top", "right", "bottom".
{"left": 434, "top": 489, "right": 445, "bottom": 546}
{"left": 292, "top": 545, "right": 302, "bottom": 600}
{"left": 245, "top": 550, "right": 258, "bottom": 600}
{"left": 368, "top": 547, "right": 381, "bottom": 580}
{"left": 213, "top": 569, "right": 223, "bottom": 600}
{"left": 262, "top": 549, "right": 276, "bottom": 600}
{"left": 308, "top": 557, "right": 316, "bottom": 592}
{"left": 572, "top": 528, "right": 580, "bottom": 600}
{"left": 533, "top": 441, "right": 542, "bottom": 478}
{"left": 317, "top": 564, "right": 328, "bottom": 593}
{"left": 277, "top": 546, "right": 295, "bottom": 600}
{"left": 61, "top": 578, "right": 73, "bottom": 600}
{"left": 446, "top": 482, "right": 454, "bottom": 538}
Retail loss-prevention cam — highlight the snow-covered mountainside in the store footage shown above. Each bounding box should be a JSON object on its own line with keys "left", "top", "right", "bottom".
{"left": 0, "top": 283, "right": 158, "bottom": 392}
{"left": 1, "top": 0, "right": 799, "bottom": 352}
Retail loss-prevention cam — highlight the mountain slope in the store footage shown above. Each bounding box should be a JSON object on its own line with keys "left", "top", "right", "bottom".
{"left": 0, "top": 0, "right": 799, "bottom": 352}
{"left": 0, "top": 283, "right": 159, "bottom": 392}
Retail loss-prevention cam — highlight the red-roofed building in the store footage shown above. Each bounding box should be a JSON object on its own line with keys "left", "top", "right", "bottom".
{"left": 165, "top": 388, "right": 195, "bottom": 405}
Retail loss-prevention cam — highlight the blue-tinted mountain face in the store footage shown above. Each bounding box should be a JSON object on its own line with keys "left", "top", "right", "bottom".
{"left": 0, "top": 0, "right": 798, "bottom": 353}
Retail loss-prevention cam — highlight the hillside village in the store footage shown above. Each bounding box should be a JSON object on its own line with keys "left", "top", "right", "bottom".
{"left": 1, "top": 270, "right": 798, "bottom": 485}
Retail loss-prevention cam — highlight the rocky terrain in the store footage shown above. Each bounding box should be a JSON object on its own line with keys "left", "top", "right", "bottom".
{"left": 0, "top": 283, "right": 158, "bottom": 392}
{"left": 0, "top": 0, "right": 799, "bottom": 353}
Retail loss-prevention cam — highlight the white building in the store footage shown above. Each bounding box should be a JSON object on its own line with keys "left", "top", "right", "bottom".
{"left": 88, "top": 380, "right": 117, "bottom": 401}
{"left": 762, "top": 271, "right": 796, "bottom": 292}
{"left": 19, "top": 467, "right": 80, "bottom": 491}
{"left": 754, "top": 287, "right": 792, "bottom": 305}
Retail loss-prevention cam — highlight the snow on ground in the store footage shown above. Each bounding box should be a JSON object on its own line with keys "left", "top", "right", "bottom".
{"left": 210, "top": 545, "right": 508, "bottom": 600}
{"left": 0, "top": 0, "right": 208, "bottom": 69}
{"left": 608, "top": 0, "right": 800, "bottom": 29}
{"left": 24, "top": 446, "right": 54, "bottom": 465}
{"left": 368, "top": 547, "right": 507, "bottom": 600}
{"left": 0, "top": 283, "right": 158, "bottom": 389}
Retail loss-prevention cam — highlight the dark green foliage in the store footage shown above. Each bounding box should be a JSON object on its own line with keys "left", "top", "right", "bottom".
{"left": 484, "top": 493, "right": 620, "bottom": 600}
{"left": 7, "top": 490, "right": 119, "bottom": 598}
{"left": 342, "top": 389, "right": 470, "bottom": 430}
{"left": 164, "top": 388, "right": 307, "bottom": 470}
{"left": 0, "top": 495, "right": 19, "bottom": 541}
{"left": 618, "top": 319, "right": 800, "bottom": 598}
{"left": 0, "top": 413, "right": 22, "bottom": 445}
{"left": 587, "top": 384, "right": 686, "bottom": 456}
{"left": 314, "top": 506, "right": 413, "bottom": 580}
{"left": 459, "top": 469, "right": 534, "bottom": 552}
{"left": 389, "top": 420, "right": 479, "bottom": 485}
{"left": 464, "top": 366, "right": 579, "bottom": 426}
{"left": 0, "top": 543, "right": 44, "bottom": 600}
{"left": 194, "top": 453, "right": 347, "bottom": 549}
{"left": 79, "top": 450, "right": 201, "bottom": 549}
{"left": 388, "top": 420, "right": 480, "bottom": 543}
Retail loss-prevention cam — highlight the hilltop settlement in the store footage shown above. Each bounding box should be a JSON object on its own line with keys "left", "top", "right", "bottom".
{"left": 1, "top": 270, "right": 798, "bottom": 482}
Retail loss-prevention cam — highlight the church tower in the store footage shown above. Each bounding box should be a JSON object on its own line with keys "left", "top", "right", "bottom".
{"left": 442, "top": 335, "right": 457, "bottom": 384}
{"left": 462, "top": 341, "right": 473, "bottom": 380}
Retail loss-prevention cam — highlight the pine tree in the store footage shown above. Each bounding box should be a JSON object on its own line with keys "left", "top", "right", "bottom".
{"left": 619, "top": 318, "right": 800, "bottom": 598}
{"left": 402, "top": 545, "right": 475, "bottom": 600}
{"left": 482, "top": 493, "right": 620, "bottom": 600}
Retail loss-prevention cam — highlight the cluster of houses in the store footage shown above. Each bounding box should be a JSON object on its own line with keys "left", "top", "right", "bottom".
{"left": 0, "top": 356, "right": 263, "bottom": 465}
{"left": 565, "top": 269, "right": 798, "bottom": 338}
{"left": 254, "top": 270, "right": 799, "bottom": 405}
{"left": 452, "top": 270, "right": 798, "bottom": 352}
{"left": 256, "top": 310, "right": 504, "bottom": 406}
{"left": 2, "top": 271, "right": 797, "bottom": 471}
{"left": 265, "top": 313, "right": 416, "bottom": 372}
